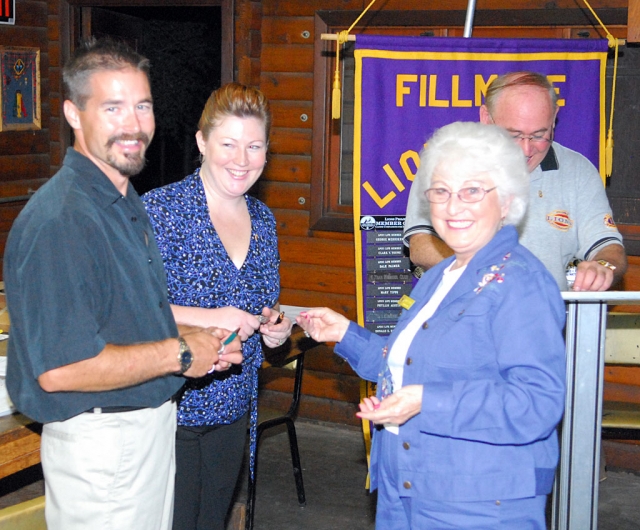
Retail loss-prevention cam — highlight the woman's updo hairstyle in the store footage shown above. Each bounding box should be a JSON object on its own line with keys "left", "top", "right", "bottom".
{"left": 198, "top": 82, "right": 271, "bottom": 142}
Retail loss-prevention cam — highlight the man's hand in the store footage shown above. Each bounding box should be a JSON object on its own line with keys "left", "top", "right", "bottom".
{"left": 408, "top": 233, "right": 453, "bottom": 270}
{"left": 208, "top": 327, "right": 243, "bottom": 372}
{"left": 181, "top": 331, "right": 223, "bottom": 378}
{"left": 572, "top": 245, "right": 627, "bottom": 292}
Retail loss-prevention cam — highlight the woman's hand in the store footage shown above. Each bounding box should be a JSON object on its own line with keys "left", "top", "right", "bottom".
{"left": 356, "top": 385, "right": 423, "bottom": 426}
{"left": 259, "top": 306, "right": 293, "bottom": 349}
{"left": 172, "top": 305, "right": 260, "bottom": 342}
{"left": 296, "top": 308, "right": 350, "bottom": 343}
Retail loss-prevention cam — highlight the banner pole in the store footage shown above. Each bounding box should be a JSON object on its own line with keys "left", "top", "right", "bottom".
{"left": 463, "top": 0, "right": 477, "bottom": 37}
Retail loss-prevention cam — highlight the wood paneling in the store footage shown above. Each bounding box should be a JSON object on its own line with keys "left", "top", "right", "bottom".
{"left": 0, "top": 0, "right": 53, "bottom": 281}
{"left": 377, "top": 0, "right": 626, "bottom": 10}
{"left": 630, "top": 0, "right": 640, "bottom": 41}
{"left": 606, "top": 365, "right": 640, "bottom": 387}
{"left": 279, "top": 235, "right": 354, "bottom": 267}
{"left": 0, "top": 131, "right": 49, "bottom": 157}
{"left": 259, "top": 181, "right": 309, "bottom": 210}
{"left": 261, "top": 44, "right": 314, "bottom": 73}
{"left": 304, "top": 346, "right": 358, "bottom": 376}
{"left": 0, "top": 415, "right": 41, "bottom": 480}
{"left": 269, "top": 127, "right": 312, "bottom": 155}
{"left": 280, "top": 263, "right": 356, "bottom": 296}
{"left": 0, "top": 179, "right": 47, "bottom": 200}
{"left": 0, "top": 204, "right": 30, "bottom": 233}
{"left": 0, "top": 27, "right": 48, "bottom": 47}
{"left": 261, "top": 366, "right": 360, "bottom": 403}
{"left": 272, "top": 209, "right": 310, "bottom": 237}
{"left": 270, "top": 101, "right": 313, "bottom": 129}
{"left": 261, "top": 72, "right": 314, "bottom": 100}
{"left": 264, "top": 154, "right": 311, "bottom": 184}
{"left": 259, "top": 389, "right": 361, "bottom": 426}
{"left": 262, "top": 16, "right": 314, "bottom": 45}
{"left": 8, "top": 1, "right": 48, "bottom": 25}
{"left": 0, "top": 155, "right": 51, "bottom": 182}
{"left": 262, "top": 0, "right": 362, "bottom": 17}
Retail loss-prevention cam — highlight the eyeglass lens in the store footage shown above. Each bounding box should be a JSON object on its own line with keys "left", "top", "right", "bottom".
{"left": 425, "top": 187, "right": 495, "bottom": 203}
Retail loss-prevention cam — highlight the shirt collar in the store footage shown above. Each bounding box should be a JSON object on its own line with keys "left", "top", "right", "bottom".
{"left": 539, "top": 144, "right": 559, "bottom": 172}
{"left": 64, "top": 147, "right": 134, "bottom": 208}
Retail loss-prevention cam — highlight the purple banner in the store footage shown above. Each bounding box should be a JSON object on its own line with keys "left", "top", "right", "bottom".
{"left": 353, "top": 35, "right": 608, "bottom": 330}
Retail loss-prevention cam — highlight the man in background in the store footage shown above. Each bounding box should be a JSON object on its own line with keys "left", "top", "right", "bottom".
{"left": 403, "top": 71, "right": 627, "bottom": 291}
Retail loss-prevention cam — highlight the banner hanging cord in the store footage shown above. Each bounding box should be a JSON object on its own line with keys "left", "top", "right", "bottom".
{"left": 332, "top": 0, "right": 378, "bottom": 119}
{"left": 581, "top": 0, "right": 623, "bottom": 177}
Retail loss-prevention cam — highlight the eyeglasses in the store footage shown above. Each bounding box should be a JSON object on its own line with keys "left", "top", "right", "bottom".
{"left": 486, "top": 112, "right": 554, "bottom": 145}
{"left": 425, "top": 186, "right": 497, "bottom": 204}
{"left": 509, "top": 131, "right": 553, "bottom": 145}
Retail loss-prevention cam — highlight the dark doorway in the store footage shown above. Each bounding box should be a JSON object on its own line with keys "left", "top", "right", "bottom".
{"left": 79, "top": 6, "right": 223, "bottom": 195}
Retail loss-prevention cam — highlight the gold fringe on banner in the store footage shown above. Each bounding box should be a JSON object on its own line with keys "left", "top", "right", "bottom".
{"left": 328, "top": 0, "right": 378, "bottom": 120}
{"left": 581, "top": 0, "right": 624, "bottom": 178}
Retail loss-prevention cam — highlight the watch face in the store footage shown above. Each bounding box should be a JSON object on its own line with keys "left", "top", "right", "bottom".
{"left": 181, "top": 350, "right": 193, "bottom": 370}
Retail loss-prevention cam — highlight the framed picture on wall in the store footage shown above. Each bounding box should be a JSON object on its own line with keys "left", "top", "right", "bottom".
{"left": 0, "top": 47, "right": 41, "bottom": 131}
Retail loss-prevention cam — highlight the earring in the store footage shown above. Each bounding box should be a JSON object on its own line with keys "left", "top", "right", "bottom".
{"left": 199, "top": 152, "right": 205, "bottom": 164}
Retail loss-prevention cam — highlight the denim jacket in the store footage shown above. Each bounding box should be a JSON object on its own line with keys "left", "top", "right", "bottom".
{"left": 336, "top": 226, "right": 566, "bottom": 501}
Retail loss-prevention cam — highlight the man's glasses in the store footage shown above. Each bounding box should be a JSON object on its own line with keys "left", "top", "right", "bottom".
{"left": 425, "top": 186, "right": 497, "bottom": 204}
{"left": 487, "top": 112, "right": 554, "bottom": 145}
{"left": 509, "top": 131, "right": 553, "bottom": 145}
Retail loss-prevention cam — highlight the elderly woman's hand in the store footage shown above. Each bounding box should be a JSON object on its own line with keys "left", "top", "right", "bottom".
{"left": 296, "top": 308, "right": 350, "bottom": 343}
{"left": 259, "top": 306, "right": 293, "bottom": 349}
{"left": 356, "top": 385, "right": 423, "bottom": 426}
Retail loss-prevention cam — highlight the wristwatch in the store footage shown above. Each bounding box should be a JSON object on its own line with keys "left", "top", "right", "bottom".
{"left": 177, "top": 336, "right": 193, "bottom": 375}
{"left": 596, "top": 259, "right": 617, "bottom": 271}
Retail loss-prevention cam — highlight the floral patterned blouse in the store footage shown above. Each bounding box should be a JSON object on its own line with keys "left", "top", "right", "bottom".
{"left": 142, "top": 169, "right": 280, "bottom": 429}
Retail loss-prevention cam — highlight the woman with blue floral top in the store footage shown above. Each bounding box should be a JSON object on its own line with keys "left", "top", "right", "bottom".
{"left": 298, "top": 122, "right": 566, "bottom": 530}
{"left": 143, "top": 83, "right": 292, "bottom": 530}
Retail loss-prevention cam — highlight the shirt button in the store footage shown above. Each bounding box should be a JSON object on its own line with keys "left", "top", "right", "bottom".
{"left": 422, "top": 321, "right": 428, "bottom": 329}
{"left": 403, "top": 481, "right": 412, "bottom": 490}
{"left": 402, "top": 442, "right": 410, "bottom": 450}
{"left": 159, "top": 301, "right": 163, "bottom": 308}
{"left": 405, "top": 357, "right": 412, "bottom": 366}
{"left": 131, "top": 216, "right": 137, "bottom": 222}
{"left": 495, "top": 500, "right": 501, "bottom": 506}
{"left": 148, "top": 258, "right": 152, "bottom": 263}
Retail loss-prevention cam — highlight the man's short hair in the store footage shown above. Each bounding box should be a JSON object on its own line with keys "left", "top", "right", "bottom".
{"left": 63, "top": 37, "right": 151, "bottom": 110}
{"left": 485, "top": 71, "right": 558, "bottom": 115}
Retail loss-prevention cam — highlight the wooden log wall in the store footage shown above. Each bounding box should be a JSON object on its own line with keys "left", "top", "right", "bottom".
{"left": 0, "top": 0, "right": 64, "bottom": 278}
{"left": 235, "top": 0, "right": 363, "bottom": 425}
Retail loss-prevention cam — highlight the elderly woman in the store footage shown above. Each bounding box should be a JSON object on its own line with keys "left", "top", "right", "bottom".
{"left": 298, "top": 122, "right": 566, "bottom": 529}
{"left": 143, "top": 83, "right": 292, "bottom": 530}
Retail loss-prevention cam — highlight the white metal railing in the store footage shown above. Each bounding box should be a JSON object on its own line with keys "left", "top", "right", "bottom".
{"left": 552, "top": 291, "right": 640, "bottom": 530}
